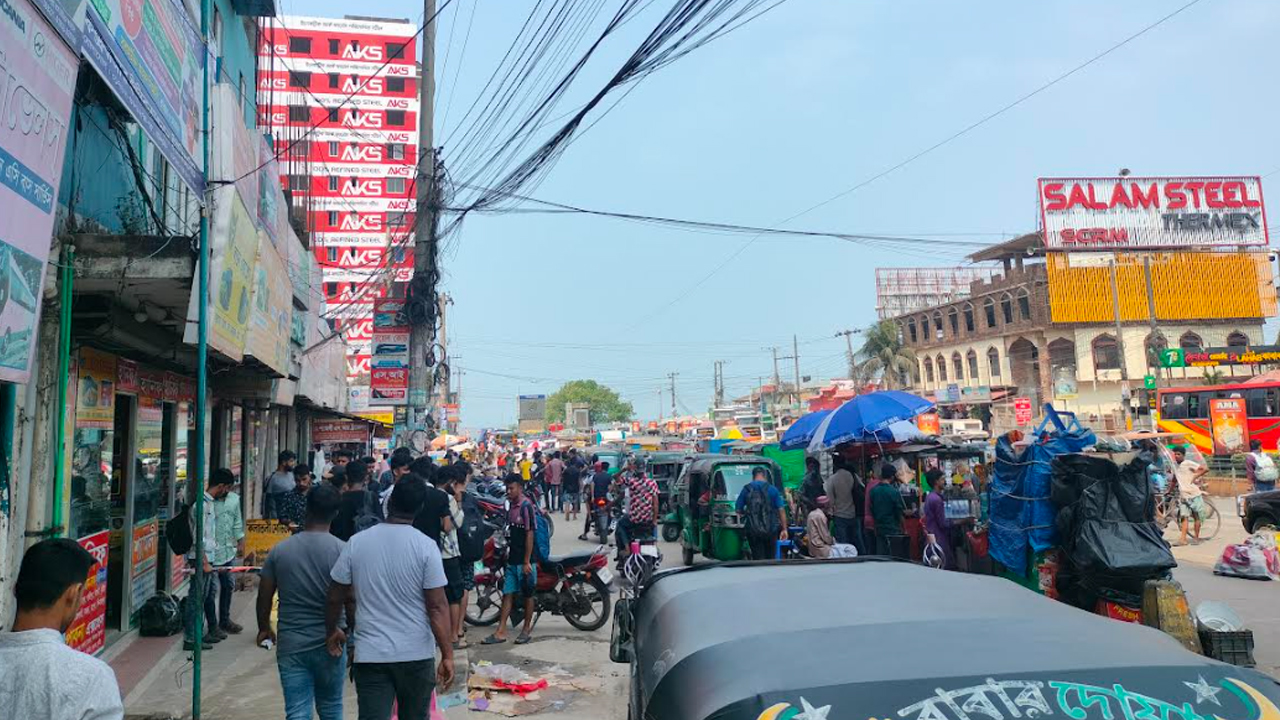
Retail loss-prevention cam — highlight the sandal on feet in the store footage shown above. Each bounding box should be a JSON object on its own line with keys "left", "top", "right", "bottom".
{"left": 515, "top": 633, "right": 532, "bottom": 645}
{"left": 482, "top": 634, "right": 507, "bottom": 645}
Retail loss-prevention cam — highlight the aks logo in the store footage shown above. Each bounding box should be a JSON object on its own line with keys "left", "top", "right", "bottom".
{"left": 387, "top": 64, "right": 411, "bottom": 76}
{"left": 342, "top": 179, "right": 384, "bottom": 197}
{"left": 346, "top": 319, "right": 374, "bottom": 341}
{"left": 344, "top": 111, "right": 383, "bottom": 129}
{"left": 340, "top": 144, "right": 383, "bottom": 162}
{"left": 342, "top": 44, "right": 385, "bottom": 62}
{"left": 386, "top": 98, "right": 411, "bottom": 109}
{"left": 335, "top": 249, "right": 383, "bottom": 267}
{"left": 387, "top": 165, "right": 413, "bottom": 177}
{"left": 343, "top": 77, "right": 383, "bottom": 94}
{"left": 260, "top": 76, "right": 287, "bottom": 90}
{"left": 385, "top": 132, "right": 412, "bottom": 143}
{"left": 386, "top": 199, "right": 412, "bottom": 210}
{"left": 262, "top": 43, "right": 287, "bottom": 55}
{"left": 270, "top": 112, "right": 287, "bottom": 126}
{"left": 339, "top": 214, "right": 383, "bottom": 231}
{"left": 348, "top": 355, "right": 371, "bottom": 376}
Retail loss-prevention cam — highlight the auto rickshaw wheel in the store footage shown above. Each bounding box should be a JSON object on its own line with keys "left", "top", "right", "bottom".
{"left": 662, "top": 523, "right": 680, "bottom": 542}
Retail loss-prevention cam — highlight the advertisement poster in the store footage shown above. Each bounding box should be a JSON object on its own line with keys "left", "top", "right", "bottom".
{"left": 0, "top": 0, "right": 78, "bottom": 383}
{"left": 66, "top": 529, "right": 109, "bottom": 655}
{"left": 245, "top": 232, "right": 293, "bottom": 375}
{"left": 80, "top": 0, "right": 205, "bottom": 193}
{"left": 245, "top": 519, "right": 292, "bottom": 558}
{"left": 916, "top": 412, "right": 940, "bottom": 436}
{"left": 75, "top": 348, "right": 117, "bottom": 429}
{"left": 1014, "top": 397, "right": 1033, "bottom": 426}
{"left": 371, "top": 367, "right": 408, "bottom": 404}
{"left": 1209, "top": 398, "right": 1248, "bottom": 455}
{"left": 130, "top": 518, "right": 158, "bottom": 611}
{"left": 313, "top": 420, "right": 368, "bottom": 444}
{"left": 186, "top": 187, "right": 256, "bottom": 360}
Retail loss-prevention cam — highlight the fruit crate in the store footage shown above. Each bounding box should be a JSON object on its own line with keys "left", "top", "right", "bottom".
{"left": 1198, "top": 629, "right": 1255, "bottom": 667}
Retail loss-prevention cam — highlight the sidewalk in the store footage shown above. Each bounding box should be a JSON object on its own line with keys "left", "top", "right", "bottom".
{"left": 121, "top": 593, "right": 470, "bottom": 719}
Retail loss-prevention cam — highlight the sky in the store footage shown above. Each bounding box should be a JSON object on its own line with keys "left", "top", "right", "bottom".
{"left": 289, "top": 0, "right": 1280, "bottom": 427}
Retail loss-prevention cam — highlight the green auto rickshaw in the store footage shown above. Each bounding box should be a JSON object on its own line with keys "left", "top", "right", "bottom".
{"left": 645, "top": 451, "right": 688, "bottom": 541}
{"left": 672, "top": 455, "right": 785, "bottom": 565}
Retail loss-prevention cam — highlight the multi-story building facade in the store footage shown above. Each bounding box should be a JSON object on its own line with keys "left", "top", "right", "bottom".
{"left": 890, "top": 231, "right": 1274, "bottom": 432}
{"left": 258, "top": 15, "right": 420, "bottom": 402}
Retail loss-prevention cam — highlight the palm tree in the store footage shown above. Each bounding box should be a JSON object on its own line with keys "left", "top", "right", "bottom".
{"left": 857, "top": 320, "right": 916, "bottom": 390}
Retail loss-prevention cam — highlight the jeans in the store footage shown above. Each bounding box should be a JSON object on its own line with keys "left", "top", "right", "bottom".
{"left": 615, "top": 519, "right": 654, "bottom": 560}
{"left": 216, "top": 561, "right": 235, "bottom": 627}
{"left": 832, "top": 516, "right": 865, "bottom": 555}
{"left": 184, "top": 563, "right": 216, "bottom": 640}
{"left": 279, "top": 646, "right": 346, "bottom": 720}
{"left": 353, "top": 659, "right": 436, "bottom": 720}
{"left": 1255, "top": 481, "right": 1276, "bottom": 494}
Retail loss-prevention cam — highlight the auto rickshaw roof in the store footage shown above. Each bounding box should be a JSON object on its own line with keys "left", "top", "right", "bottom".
{"left": 684, "top": 454, "right": 780, "bottom": 474}
{"left": 630, "top": 560, "right": 1279, "bottom": 720}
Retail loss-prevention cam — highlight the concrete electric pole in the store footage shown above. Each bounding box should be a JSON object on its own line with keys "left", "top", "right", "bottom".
{"left": 835, "top": 329, "right": 861, "bottom": 380}
{"left": 713, "top": 360, "right": 726, "bottom": 407}
{"left": 408, "top": 0, "right": 439, "bottom": 440}
{"left": 668, "top": 372, "right": 679, "bottom": 417}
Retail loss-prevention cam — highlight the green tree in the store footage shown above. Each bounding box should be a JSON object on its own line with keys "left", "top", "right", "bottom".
{"left": 545, "top": 380, "right": 634, "bottom": 424}
{"left": 857, "top": 320, "right": 916, "bottom": 390}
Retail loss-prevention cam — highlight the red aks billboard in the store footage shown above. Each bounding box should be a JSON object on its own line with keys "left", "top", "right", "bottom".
{"left": 1038, "top": 176, "right": 1269, "bottom": 251}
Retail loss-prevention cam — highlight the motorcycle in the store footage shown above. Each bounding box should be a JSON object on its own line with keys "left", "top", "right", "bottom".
{"left": 592, "top": 497, "right": 611, "bottom": 542}
{"left": 465, "top": 531, "right": 613, "bottom": 632}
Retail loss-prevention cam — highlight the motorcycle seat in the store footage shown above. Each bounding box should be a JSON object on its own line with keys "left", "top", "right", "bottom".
{"left": 546, "top": 552, "right": 596, "bottom": 569}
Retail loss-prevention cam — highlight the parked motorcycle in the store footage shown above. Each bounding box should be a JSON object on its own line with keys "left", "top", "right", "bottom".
{"left": 465, "top": 531, "right": 613, "bottom": 632}
{"left": 592, "top": 497, "right": 612, "bottom": 542}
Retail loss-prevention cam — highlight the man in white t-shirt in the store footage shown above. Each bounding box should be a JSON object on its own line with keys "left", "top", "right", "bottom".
{"left": 1171, "top": 446, "right": 1209, "bottom": 546}
{"left": 327, "top": 477, "right": 454, "bottom": 720}
{"left": 0, "top": 539, "right": 123, "bottom": 720}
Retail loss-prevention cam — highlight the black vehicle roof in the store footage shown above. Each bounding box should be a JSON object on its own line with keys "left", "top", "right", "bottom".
{"left": 632, "top": 561, "right": 1273, "bottom": 720}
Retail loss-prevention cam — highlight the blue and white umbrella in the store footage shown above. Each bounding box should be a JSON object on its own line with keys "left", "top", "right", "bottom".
{"left": 806, "top": 390, "right": 935, "bottom": 451}
{"left": 778, "top": 409, "right": 832, "bottom": 451}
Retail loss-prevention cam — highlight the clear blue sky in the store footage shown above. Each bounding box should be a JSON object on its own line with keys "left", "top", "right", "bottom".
{"left": 287, "top": 0, "right": 1280, "bottom": 427}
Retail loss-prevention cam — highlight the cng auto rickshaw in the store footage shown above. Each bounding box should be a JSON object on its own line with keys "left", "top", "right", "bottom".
{"left": 644, "top": 451, "right": 687, "bottom": 541}
{"left": 672, "top": 455, "right": 784, "bottom": 565}
{"left": 610, "top": 559, "right": 1280, "bottom": 720}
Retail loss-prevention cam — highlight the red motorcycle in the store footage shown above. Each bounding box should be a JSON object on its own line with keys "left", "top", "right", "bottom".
{"left": 465, "top": 531, "right": 613, "bottom": 632}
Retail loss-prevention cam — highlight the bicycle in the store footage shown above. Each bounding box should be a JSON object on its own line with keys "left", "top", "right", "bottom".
{"left": 1155, "top": 491, "right": 1220, "bottom": 542}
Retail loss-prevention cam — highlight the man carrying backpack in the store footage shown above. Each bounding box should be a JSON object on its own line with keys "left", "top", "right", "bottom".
{"left": 735, "top": 467, "right": 788, "bottom": 560}
{"left": 451, "top": 462, "right": 487, "bottom": 648}
{"left": 1245, "top": 439, "right": 1278, "bottom": 493}
{"left": 330, "top": 461, "right": 382, "bottom": 542}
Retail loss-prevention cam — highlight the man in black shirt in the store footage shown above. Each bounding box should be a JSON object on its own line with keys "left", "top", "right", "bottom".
{"left": 561, "top": 457, "right": 582, "bottom": 522}
{"left": 329, "top": 460, "right": 382, "bottom": 541}
{"left": 579, "top": 462, "right": 613, "bottom": 540}
{"left": 412, "top": 467, "right": 454, "bottom": 548}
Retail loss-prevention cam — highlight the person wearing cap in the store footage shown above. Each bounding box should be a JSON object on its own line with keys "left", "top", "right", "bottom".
{"left": 806, "top": 495, "right": 835, "bottom": 559}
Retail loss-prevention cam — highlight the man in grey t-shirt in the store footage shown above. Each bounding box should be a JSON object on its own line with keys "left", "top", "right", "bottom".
{"left": 257, "top": 485, "right": 347, "bottom": 720}
{"left": 263, "top": 450, "right": 299, "bottom": 519}
{"left": 328, "top": 477, "right": 454, "bottom": 720}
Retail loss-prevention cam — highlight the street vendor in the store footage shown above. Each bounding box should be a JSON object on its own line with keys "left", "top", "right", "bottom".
{"left": 921, "top": 469, "right": 953, "bottom": 569}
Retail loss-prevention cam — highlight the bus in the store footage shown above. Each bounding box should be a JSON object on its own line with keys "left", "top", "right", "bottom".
{"left": 1155, "top": 381, "right": 1279, "bottom": 454}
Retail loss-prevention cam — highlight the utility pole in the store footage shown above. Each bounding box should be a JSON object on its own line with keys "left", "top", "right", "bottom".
{"left": 1108, "top": 259, "right": 1132, "bottom": 430}
{"left": 835, "top": 329, "right": 861, "bottom": 380}
{"left": 668, "top": 372, "right": 679, "bottom": 417}
{"left": 407, "top": 0, "right": 439, "bottom": 441}
{"left": 193, "top": 0, "right": 213, "bottom": 714}
{"left": 657, "top": 387, "right": 663, "bottom": 422}
{"left": 713, "top": 360, "right": 725, "bottom": 407}
{"left": 792, "top": 334, "right": 801, "bottom": 405}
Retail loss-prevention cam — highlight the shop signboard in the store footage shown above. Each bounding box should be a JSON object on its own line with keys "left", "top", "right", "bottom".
{"left": 348, "top": 385, "right": 371, "bottom": 413}
{"left": 313, "top": 419, "right": 368, "bottom": 444}
{"left": 186, "top": 187, "right": 256, "bottom": 361}
{"left": 245, "top": 232, "right": 293, "bottom": 375}
{"left": 130, "top": 518, "right": 158, "bottom": 613}
{"left": 959, "top": 385, "right": 992, "bottom": 402}
{"left": 1183, "top": 345, "right": 1280, "bottom": 368}
{"left": 116, "top": 357, "right": 138, "bottom": 393}
{"left": 1039, "top": 176, "right": 1268, "bottom": 251}
{"left": 211, "top": 84, "right": 259, "bottom": 221}
{"left": 66, "top": 529, "right": 109, "bottom": 655}
{"left": 1209, "top": 398, "right": 1249, "bottom": 455}
{"left": 0, "top": 0, "right": 78, "bottom": 383}
{"left": 373, "top": 297, "right": 408, "bottom": 329}
{"left": 245, "top": 519, "right": 292, "bottom": 559}
{"left": 76, "top": 348, "right": 117, "bottom": 429}
{"left": 916, "top": 412, "right": 940, "bottom": 436}
{"left": 1014, "top": 397, "right": 1033, "bottom": 426}
{"left": 371, "top": 366, "right": 408, "bottom": 404}
{"left": 80, "top": 0, "right": 205, "bottom": 193}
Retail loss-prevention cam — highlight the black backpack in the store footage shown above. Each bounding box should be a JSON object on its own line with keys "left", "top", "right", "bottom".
{"left": 743, "top": 483, "right": 779, "bottom": 539}
{"left": 166, "top": 504, "right": 194, "bottom": 555}
{"left": 353, "top": 489, "right": 382, "bottom": 535}
{"left": 457, "top": 494, "right": 490, "bottom": 563}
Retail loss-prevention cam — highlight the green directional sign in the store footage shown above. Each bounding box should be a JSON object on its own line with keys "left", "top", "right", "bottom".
{"left": 1159, "top": 348, "right": 1185, "bottom": 369}
{"left": 1143, "top": 375, "right": 1157, "bottom": 390}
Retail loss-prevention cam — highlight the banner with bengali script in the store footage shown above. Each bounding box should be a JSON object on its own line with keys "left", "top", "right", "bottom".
{"left": 66, "top": 529, "right": 109, "bottom": 655}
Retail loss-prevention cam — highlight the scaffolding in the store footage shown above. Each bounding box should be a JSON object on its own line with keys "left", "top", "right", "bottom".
{"left": 875, "top": 267, "right": 999, "bottom": 319}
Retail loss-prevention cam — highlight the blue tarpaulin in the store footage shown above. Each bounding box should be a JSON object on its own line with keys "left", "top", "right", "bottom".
{"left": 989, "top": 407, "right": 1096, "bottom": 575}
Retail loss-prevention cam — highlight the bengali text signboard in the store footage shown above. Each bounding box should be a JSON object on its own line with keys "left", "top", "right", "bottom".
{"left": 66, "top": 529, "right": 109, "bottom": 655}
{"left": 312, "top": 419, "right": 368, "bottom": 444}
{"left": 1162, "top": 345, "right": 1280, "bottom": 368}
{"left": 130, "top": 518, "right": 158, "bottom": 613}
{"left": 1014, "top": 397, "right": 1033, "bottom": 426}
{"left": 0, "top": 0, "right": 78, "bottom": 383}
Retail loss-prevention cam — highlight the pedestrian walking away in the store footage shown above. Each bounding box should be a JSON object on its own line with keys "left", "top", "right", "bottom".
{"left": 257, "top": 485, "right": 348, "bottom": 720}
{"left": 485, "top": 475, "right": 539, "bottom": 646}
{"left": 1245, "top": 439, "right": 1278, "bottom": 494}
{"left": 330, "top": 460, "right": 383, "bottom": 542}
{"left": 870, "top": 463, "right": 907, "bottom": 557}
{"left": 0, "top": 539, "right": 125, "bottom": 720}
{"left": 736, "top": 467, "right": 787, "bottom": 560}
{"left": 824, "top": 458, "right": 864, "bottom": 554}
{"left": 431, "top": 466, "right": 467, "bottom": 649}
{"left": 562, "top": 453, "right": 583, "bottom": 523}
{"left": 211, "top": 467, "right": 247, "bottom": 636}
{"left": 327, "top": 477, "right": 455, "bottom": 720}
{"left": 545, "top": 451, "right": 565, "bottom": 512}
